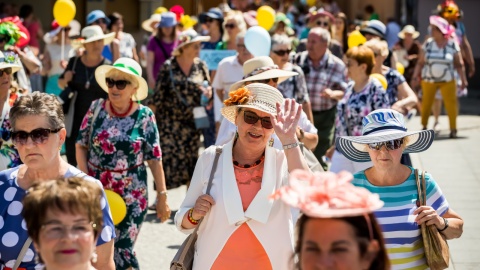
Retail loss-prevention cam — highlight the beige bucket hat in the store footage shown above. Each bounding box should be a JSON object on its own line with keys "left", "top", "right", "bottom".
{"left": 398, "top": 25, "right": 420, "bottom": 39}
{"left": 73, "top": 25, "right": 115, "bottom": 49}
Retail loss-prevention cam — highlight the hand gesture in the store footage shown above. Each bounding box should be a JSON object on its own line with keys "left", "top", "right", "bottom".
{"left": 320, "top": 88, "right": 334, "bottom": 99}
{"left": 156, "top": 199, "right": 171, "bottom": 223}
{"left": 271, "top": 99, "right": 302, "bottom": 145}
{"left": 414, "top": 206, "right": 445, "bottom": 229}
{"left": 191, "top": 194, "right": 215, "bottom": 220}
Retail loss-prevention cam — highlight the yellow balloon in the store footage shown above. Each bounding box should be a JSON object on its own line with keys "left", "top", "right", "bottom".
{"left": 307, "top": 0, "right": 317, "bottom": 7}
{"left": 53, "top": 0, "right": 76, "bottom": 27}
{"left": 257, "top": 6, "right": 276, "bottom": 31}
{"left": 348, "top": 30, "right": 367, "bottom": 48}
{"left": 370, "top": 73, "right": 388, "bottom": 90}
{"left": 105, "top": 190, "right": 127, "bottom": 225}
{"left": 396, "top": 62, "right": 405, "bottom": 75}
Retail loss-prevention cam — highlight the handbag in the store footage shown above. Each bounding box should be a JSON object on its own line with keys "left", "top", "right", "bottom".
{"left": 58, "top": 56, "right": 80, "bottom": 114}
{"left": 414, "top": 169, "right": 450, "bottom": 269}
{"left": 299, "top": 142, "right": 324, "bottom": 172}
{"left": 170, "top": 146, "right": 223, "bottom": 270}
{"left": 168, "top": 64, "right": 209, "bottom": 130}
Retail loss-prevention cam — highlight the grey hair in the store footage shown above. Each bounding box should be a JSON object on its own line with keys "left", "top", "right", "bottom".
{"left": 9, "top": 92, "right": 65, "bottom": 131}
{"left": 309, "top": 27, "right": 331, "bottom": 45}
{"left": 271, "top": 34, "right": 291, "bottom": 49}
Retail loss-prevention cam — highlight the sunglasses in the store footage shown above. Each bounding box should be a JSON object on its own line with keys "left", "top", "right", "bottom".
{"left": 243, "top": 110, "right": 273, "bottom": 129}
{"left": 106, "top": 78, "right": 131, "bottom": 90}
{"left": 11, "top": 128, "right": 62, "bottom": 145}
{"left": 204, "top": 18, "right": 214, "bottom": 23}
{"left": 367, "top": 139, "right": 404, "bottom": 151}
{"left": 94, "top": 18, "right": 107, "bottom": 25}
{"left": 252, "top": 77, "right": 279, "bottom": 84}
{"left": 0, "top": 68, "right": 12, "bottom": 77}
{"left": 273, "top": 49, "right": 291, "bottom": 56}
{"left": 225, "top": 23, "right": 236, "bottom": 29}
{"left": 316, "top": 21, "right": 330, "bottom": 27}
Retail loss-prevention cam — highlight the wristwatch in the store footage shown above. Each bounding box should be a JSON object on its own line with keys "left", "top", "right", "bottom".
{"left": 438, "top": 217, "right": 449, "bottom": 232}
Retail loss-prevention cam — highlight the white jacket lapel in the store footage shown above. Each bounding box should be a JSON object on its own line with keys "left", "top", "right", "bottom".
{"left": 222, "top": 139, "right": 245, "bottom": 225}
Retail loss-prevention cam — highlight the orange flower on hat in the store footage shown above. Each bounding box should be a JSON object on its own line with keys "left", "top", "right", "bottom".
{"left": 224, "top": 87, "right": 252, "bottom": 107}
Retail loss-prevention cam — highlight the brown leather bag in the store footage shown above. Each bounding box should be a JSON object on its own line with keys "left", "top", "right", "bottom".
{"left": 415, "top": 169, "right": 450, "bottom": 269}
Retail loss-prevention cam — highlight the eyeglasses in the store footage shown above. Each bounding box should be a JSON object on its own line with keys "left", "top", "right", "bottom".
{"left": 94, "top": 18, "right": 107, "bottom": 24}
{"left": 272, "top": 49, "right": 292, "bottom": 56}
{"left": 252, "top": 77, "right": 279, "bottom": 84}
{"left": 225, "top": 23, "right": 236, "bottom": 29}
{"left": 41, "top": 222, "right": 95, "bottom": 240}
{"left": 243, "top": 110, "right": 273, "bottom": 129}
{"left": 205, "top": 17, "right": 214, "bottom": 23}
{"left": 0, "top": 68, "right": 12, "bottom": 77}
{"left": 367, "top": 139, "right": 404, "bottom": 151}
{"left": 316, "top": 21, "right": 330, "bottom": 27}
{"left": 106, "top": 78, "right": 131, "bottom": 90}
{"left": 11, "top": 128, "right": 62, "bottom": 145}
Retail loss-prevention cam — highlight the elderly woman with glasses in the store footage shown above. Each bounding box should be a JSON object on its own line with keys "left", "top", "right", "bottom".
{"left": 336, "top": 109, "right": 464, "bottom": 269}
{"left": 22, "top": 178, "right": 104, "bottom": 270}
{"left": 175, "top": 83, "right": 310, "bottom": 269}
{"left": 76, "top": 57, "right": 170, "bottom": 269}
{"left": 0, "top": 92, "right": 116, "bottom": 270}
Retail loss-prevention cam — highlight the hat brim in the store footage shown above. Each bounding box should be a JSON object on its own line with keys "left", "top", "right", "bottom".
{"left": 80, "top": 32, "right": 115, "bottom": 47}
{"left": 335, "top": 129, "right": 435, "bottom": 162}
{"left": 95, "top": 65, "right": 149, "bottom": 101}
{"left": 0, "top": 64, "right": 21, "bottom": 74}
{"left": 398, "top": 31, "right": 420, "bottom": 39}
{"left": 142, "top": 18, "right": 161, "bottom": 32}
{"left": 199, "top": 13, "right": 223, "bottom": 23}
{"left": 360, "top": 28, "right": 385, "bottom": 39}
{"left": 173, "top": 36, "right": 210, "bottom": 54}
{"left": 229, "top": 69, "right": 298, "bottom": 92}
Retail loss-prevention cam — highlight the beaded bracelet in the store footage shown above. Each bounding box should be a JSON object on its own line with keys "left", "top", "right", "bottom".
{"left": 187, "top": 208, "right": 199, "bottom": 225}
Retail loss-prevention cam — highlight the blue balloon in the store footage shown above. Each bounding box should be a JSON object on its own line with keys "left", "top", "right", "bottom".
{"left": 245, "top": 26, "right": 271, "bottom": 57}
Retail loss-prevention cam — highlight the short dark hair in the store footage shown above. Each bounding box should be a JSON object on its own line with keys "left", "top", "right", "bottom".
{"left": 9, "top": 92, "right": 65, "bottom": 131}
{"left": 19, "top": 4, "right": 33, "bottom": 19}
{"left": 107, "top": 12, "right": 123, "bottom": 31}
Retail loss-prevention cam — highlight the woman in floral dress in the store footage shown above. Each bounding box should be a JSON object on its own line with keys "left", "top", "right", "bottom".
{"left": 76, "top": 58, "right": 170, "bottom": 269}
{"left": 148, "top": 29, "right": 212, "bottom": 190}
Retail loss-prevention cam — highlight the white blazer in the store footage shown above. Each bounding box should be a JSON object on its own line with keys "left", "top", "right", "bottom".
{"left": 174, "top": 138, "right": 296, "bottom": 270}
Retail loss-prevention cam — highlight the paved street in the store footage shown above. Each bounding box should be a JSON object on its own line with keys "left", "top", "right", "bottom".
{"left": 135, "top": 93, "right": 480, "bottom": 269}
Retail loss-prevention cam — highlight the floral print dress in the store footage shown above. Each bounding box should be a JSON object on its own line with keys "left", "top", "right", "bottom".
{"left": 76, "top": 100, "right": 162, "bottom": 270}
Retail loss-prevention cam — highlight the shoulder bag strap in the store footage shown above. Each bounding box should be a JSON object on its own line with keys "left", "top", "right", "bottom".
{"left": 13, "top": 237, "right": 33, "bottom": 270}
{"left": 153, "top": 37, "right": 170, "bottom": 60}
{"left": 414, "top": 169, "right": 427, "bottom": 206}
{"left": 168, "top": 63, "right": 188, "bottom": 107}
{"left": 421, "top": 170, "right": 427, "bottom": 205}
{"left": 177, "top": 146, "right": 223, "bottom": 262}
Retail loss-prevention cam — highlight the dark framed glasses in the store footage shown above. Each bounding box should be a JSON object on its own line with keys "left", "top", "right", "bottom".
{"left": 94, "top": 18, "right": 107, "bottom": 24}
{"left": 252, "top": 77, "right": 279, "bottom": 85}
{"left": 225, "top": 23, "right": 236, "bottom": 29}
{"left": 11, "top": 128, "right": 62, "bottom": 145}
{"left": 243, "top": 110, "right": 273, "bottom": 129}
{"left": 106, "top": 78, "right": 131, "bottom": 90}
{"left": 272, "top": 49, "right": 292, "bottom": 56}
{"left": 0, "top": 68, "right": 12, "bottom": 77}
{"left": 367, "top": 139, "right": 404, "bottom": 151}
{"left": 204, "top": 17, "right": 214, "bottom": 23}
{"left": 316, "top": 21, "right": 330, "bottom": 27}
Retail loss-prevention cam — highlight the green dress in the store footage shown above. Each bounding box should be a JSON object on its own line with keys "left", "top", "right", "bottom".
{"left": 77, "top": 99, "right": 162, "bottom": 270}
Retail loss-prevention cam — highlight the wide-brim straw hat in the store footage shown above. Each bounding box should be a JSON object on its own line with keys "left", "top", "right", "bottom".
{"left": 335, "top": 109, "right": 435, "bottom": 162}
{"left": 221, "top": 83, "right": 284, "bottom": 124}
{"left": 0, "top": 51, "right": 22, "bottom": 73}
{"left": 229, "top": 56, "right": 298, "bottom": 92}
{"left": 172, "top": 29, "right": 210, "bottom": 55}
{"left": 398, "top": 25, "right": 420, "bottom": 39}
{"left": 73, "top": 25, "right": 114, "bottom": 49}
{"left": 95, "top": 57, "right": 148, "bottom": 101}
{"left": 142, "top": 13, "right": 162, "bottom": 32}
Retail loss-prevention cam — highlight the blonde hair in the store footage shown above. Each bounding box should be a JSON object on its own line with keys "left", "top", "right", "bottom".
{"left": 364, "top": 39, "right": 389, "bottom": 58}
{"left": 222, "top": 11, "right": 247, "bottom": 42}
{"left": 105, "top": 69, "right": 139, "bottom": 89}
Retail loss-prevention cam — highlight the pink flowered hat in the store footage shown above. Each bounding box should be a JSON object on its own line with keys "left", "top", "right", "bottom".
{"left": 271, "top": 170, "right": 384, "bottom": 218}
{"left": 429, "top": 15, "right": 455, "bottom": 37}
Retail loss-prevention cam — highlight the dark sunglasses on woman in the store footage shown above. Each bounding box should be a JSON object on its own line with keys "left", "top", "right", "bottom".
{"left": 0, "top": 68, "right": 12, "bottom": 77}
{"left": 243, "top": 110, "right": 273, "bottom": 129}
{"left": 272, "top": 49, "right": 291, "bottom": 57}
{"left": 225, "top": 23, "right": 236, "bottom": 29}
{"left": 316, "top": 21, "right": 330, "bottom": 27}
{"left": 367, "top": 139, "right": 403, "bottom": 151}
{"left": 252, "top": 77, "right": 279, "bottom": 85}
{"left": 94, "top": 18, "right": 107, "bottom": 25}
{"left": 106, "top": 78, "right": 131, "bottom": 90}
{"left": 11, "top": 128, "right": 62, "bottom": 145}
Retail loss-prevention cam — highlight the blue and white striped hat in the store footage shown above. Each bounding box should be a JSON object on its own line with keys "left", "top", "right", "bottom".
{"left": 335, "top": 109, "right": 435, "bottom": 162}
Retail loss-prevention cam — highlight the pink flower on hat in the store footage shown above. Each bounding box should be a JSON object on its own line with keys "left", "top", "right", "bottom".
{"left": 429, "top": 15, "right": 455, "bottom": 37}
{"left": 271, "top": 170, "right": 384, "bottom": 218}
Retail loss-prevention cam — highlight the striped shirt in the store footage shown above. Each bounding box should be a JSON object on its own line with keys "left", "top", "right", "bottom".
{"left": 352, "top": 167, "right": 449, "bottom": 270}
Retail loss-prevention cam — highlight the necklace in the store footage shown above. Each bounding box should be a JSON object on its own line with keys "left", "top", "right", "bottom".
{"left": 85, "top": 66, "right": 95, "bottom": 89}
{"left": 233, "top": 152, "right": 265, "bottom": 168}
{"left": 109, "top": 100, "right": 133, "bottom": 117}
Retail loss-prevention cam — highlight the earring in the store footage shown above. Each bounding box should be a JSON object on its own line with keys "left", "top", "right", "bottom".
{"left": 269, "top": 138, "right": 274, "bottom": 147}
{"left": 91, "top": 249, "right": 98, "bottom": 263}
{"left": 235, "top": 131, "right": 239, "bottom": 139}
{"left": 35, "top": 253, "right": 40, "bottom": 264}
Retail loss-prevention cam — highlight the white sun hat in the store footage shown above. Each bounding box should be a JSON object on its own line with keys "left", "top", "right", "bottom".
{"left": 0, "top": 51, "right": 22, "bottom": 73}
{"left": 398, "top": 25, "right": 420, "bottom": 39}
{"left": 229, "top": 56, "right": 298, "bottom": 92}
{"left": 142, "top": 13, "right": 162, "bottom": 33}
{"left": 73, "top": 25, "right": 115, "bottom": 48}
{"left": 95, "top": 57, "right": 148, "bottom": 101}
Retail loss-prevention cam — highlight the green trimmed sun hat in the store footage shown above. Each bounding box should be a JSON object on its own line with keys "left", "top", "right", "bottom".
{"left": 95, "top": 57, "right": 148, "bottom": 101}
{"left": 335, "top": 109, "right": 435, "bottom": 162}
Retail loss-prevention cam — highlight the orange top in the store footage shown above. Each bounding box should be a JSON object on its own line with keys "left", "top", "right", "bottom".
{"left": 211, "top": 161, "right": 272, "bottom": 270}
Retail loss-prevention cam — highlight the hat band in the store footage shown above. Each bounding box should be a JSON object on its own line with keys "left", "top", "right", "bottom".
{"left": 114, "top": 63, "right": 139, "bottom": 76}
{"left": 244, "top": 65, "right": 279, "bottom": 79}
{"left": 363, "top": 126, "right": 407, "bottom": 136}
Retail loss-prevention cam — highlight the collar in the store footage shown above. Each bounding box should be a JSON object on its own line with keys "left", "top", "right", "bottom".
{"left": 222, "top": 138, "right": 277, "bottom": 225}
{"left": 308, "top": 51, "right": 330, "bottom": 70}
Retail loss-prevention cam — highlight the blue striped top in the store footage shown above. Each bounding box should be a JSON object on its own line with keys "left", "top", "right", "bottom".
{"left": 352, "top": 167, "right": 449, "bottom": 270}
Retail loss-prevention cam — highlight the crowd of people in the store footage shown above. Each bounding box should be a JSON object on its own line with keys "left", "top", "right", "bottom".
{"left": 0, "top": 0, "right": 472, "bottom": 269}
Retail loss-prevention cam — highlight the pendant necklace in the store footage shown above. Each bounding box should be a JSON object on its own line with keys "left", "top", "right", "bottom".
{"left": 85, "top": 66, "right": 95, "bottom": 89}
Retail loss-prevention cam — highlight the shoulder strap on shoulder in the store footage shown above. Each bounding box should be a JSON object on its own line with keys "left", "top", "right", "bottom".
{"left": 206, "top": 146, "right": 223, "bottom": 195}
{"left": 13, "top": 237, "right": 33, "bottom": 270}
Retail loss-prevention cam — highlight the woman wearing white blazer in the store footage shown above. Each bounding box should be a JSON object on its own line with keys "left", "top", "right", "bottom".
{"left": 174, "top": 83, "right": 310, "bottom": 269}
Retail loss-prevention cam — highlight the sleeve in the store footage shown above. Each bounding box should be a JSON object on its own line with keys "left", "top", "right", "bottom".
{"left": 75, "top": 100, "right": 97, "bottom": 147}
{"left": 59, "top": 56, "right": 76, "bottom": 79}
{"left": 211, "top": 61, "right": 224, "bottom": 90}
{"left": 371, "top": 83, "right": 390, "bottom": 110}
{"left": 142, "top": 108, "right": 162, "bottom": 161}
{"left": 393, "top": 70, "right": 406, "bottom": 86}
{"left": 298, "top": 111, "right": 317, "bottom": 134}
{"left": 335, "top": 62, "right": 348, "bottom": 91}
{"left": 215, "top": 118, "right": 236, "bottom": 145}
{"left": 294, "top": 66, "right": 310, "bottom": 103}
{"left": 146, "top": 36, "right": 156, "bottom": 52}
{"left": 96, "top": 181, "right": 116, "bottom": 245}
{"left": 425, "top": 172, "right": 450, "bottom": 216}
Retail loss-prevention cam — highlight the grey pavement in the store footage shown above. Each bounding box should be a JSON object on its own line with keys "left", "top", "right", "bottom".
{"left": 135, "top": 93, "right": 480, "bottom": 269}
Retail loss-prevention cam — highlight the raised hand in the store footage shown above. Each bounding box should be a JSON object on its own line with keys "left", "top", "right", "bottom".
{"left": 271, "top": 99, "right": 302, "bottom": 145}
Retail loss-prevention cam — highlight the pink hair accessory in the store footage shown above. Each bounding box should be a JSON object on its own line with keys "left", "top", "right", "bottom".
{"left": 271, "top": 170, "right": 384, "bottom": 218}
